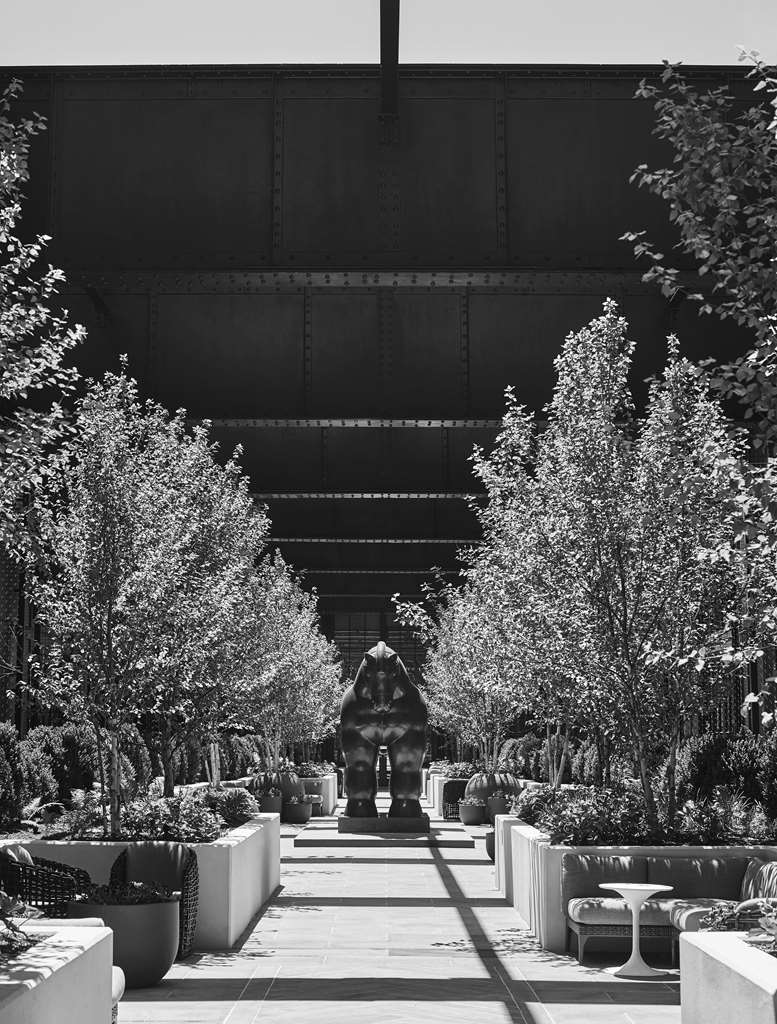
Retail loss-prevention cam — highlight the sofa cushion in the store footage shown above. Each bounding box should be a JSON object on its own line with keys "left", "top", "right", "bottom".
{"left": 751, "top": 861, "right": 777, "bottom": 900}
{"left": 669, "top": 899, "right": 734, "bottom": 932}
{"left": 646, "top": 856, "right": 748, "bottom": 900}
{"left": 561, "top": 854, "right": 647, "bottom": 905}
{"left": 567, "top": 897, "right": 675, "bottom": 927}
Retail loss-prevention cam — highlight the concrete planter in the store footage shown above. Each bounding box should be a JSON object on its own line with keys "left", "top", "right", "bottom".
{"left": 68, "top": 898, "right": 178, "bottom": 987}
{"left": 0, "top": 924, "right": 113, "bottom": 1024}
{"left": 508, "top": 828, "right": 777, "bottom": 953}
{"left": 493, "top": 814, "right": 523, "bottom": 901}
{"left": 21, "top": 812, "right": 281, "bottom": 952}
{"left": 681, "top": 932, "right": 777, "bottom": 1024}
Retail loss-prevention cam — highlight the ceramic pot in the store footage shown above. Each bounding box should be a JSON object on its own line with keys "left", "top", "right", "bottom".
{"left": 260, "top": 794, "right": 283, "bottom": 814}
{"left": 486, "top": 796, "right": 511, "bottom": 822}
{"left": 283, "top": 801, "right": 313, "bottom": 824}
{"left": 485, "top": 829, "right": 496, "bottom": 862}
{"left": 69, "top": 898, "right": 179, "bottom": 988}
{"left": 464, "top": 772, "right": 521, "bottom": 803}
{"left": 458, "top": 803, "right": 485, "bottom": 826}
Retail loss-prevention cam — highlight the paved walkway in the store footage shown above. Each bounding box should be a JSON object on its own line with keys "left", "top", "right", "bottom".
{"left": 121, "top": 793, "right": 680, "bottom": 1024}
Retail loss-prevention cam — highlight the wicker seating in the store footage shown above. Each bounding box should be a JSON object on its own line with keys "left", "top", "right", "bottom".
{"left": 110, "top": 841, "right": 198, "bottom": 959}
{"left": 0, "top": 847, "right": 91, "bottom": 917}
{"left": 442, "top": 779, "right": 469, "bottom": 821}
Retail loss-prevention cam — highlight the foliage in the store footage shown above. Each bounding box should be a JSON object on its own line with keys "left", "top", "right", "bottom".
{"left": 440, "top": 761, "right": 478, "bottom": 779}
{"left": 61, "top": 788, "right": 105, "bottom": 838}
{"left": 459, "top": 796, "right": 486, "bottom": 807}
{"left": 535, "top": 786, "right": 656, "bottom": 846}
{"left": 202, "top": 787, "right": 258, "bottom": 827}
{"left": 18, "top": 739, "right": 58, "bottom": 807}
{"left": 0, "top": 81, "right": 84, "bottom": 550}
{"left": 22, "top": 724, "right": 98, "bottom": 802}
{"left": 78, "top": 881, "right": 177, "bottom": 905}
{"left": 227, "top": 555, "right": 342, "bottom": 767}
{"left": 0, "top": 889, "right": 41, "bottom": 954}
{"left": 0, "top": 723, "right": 22, "bottom": 824}
{"left": 624, "top": 55, "right": 777, "bottom": 444}
{"left": 294, "top": 761, "right": 334, "bottom": 778}
{"left": 510, "top": 786, "right": 559, "bottom": 826}
{"left": 164, "top": 796, "right": 222, "bottom": 843}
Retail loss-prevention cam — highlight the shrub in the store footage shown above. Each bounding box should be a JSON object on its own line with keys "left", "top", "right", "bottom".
{"left": 510, "top": 785, "right": 558, "bottom": 825}
{"left": 120, "top": 798, "right": 173, "bottom": 840}
{"left": 120, "top": 725, "right": 152, "bottom": 795}
{"left": 672, "top": 732, "right": 732, "bottom": 800}
{"left": 440, "top": 762, "right": 478, "bottom": 779}
{"left": 18, "top": 739, "right": 58, "bottom": 807}
{"left": 535, "top": 785, "right": 656, "bottom": 846}
{"left": 219, "top": 735, "right": 261, "bottom": 779}
{"left": 499, "top": 733, "right": 546, "bottom": 781}
{"left": 79, "top": 881, "right": 177, "bottom": 905}
{"left": 62, "top": 788, "right": 106, "bottom": 837}
{"left": 202, "top": 787, "right": 258, "bottom": 826}
{"left": 0, "top": 722, "right": 23, "bottom": 824}
{"left": 165, "top": 797, "right": 222, "bottom": 843}
{"left": 758, "top": 730, "right": 777, "bottom": 818}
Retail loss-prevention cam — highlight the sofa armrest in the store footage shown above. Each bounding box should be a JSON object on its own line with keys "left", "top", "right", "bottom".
{"left": 735, "top": 897, "right": 777, "bottom": 913}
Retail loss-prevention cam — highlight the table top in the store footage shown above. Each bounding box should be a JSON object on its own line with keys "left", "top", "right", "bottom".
{"left": 599, "top": 882, "right": 673, "bottom": 895}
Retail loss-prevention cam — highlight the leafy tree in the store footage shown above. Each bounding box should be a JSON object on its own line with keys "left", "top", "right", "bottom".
{"left": 26, "top": 370, "right": 267, "bottom": 830}
{"left": 0, "top": 81, "right": 83, "bottom": 545}
{"left": 623, "top": 54, "right": 777, "bottom": 445}
{"left": 228, "top": 556, "right": 341, "bottom": 769}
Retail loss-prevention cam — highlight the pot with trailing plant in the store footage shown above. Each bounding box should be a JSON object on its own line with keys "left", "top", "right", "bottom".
{"left": 458, "top": 796, "right": 486, "bottom": 826}
{"left": 486, "top": 789, "right": 511, "bottom": 823}
{"left": 283, "top": 794, "right": 313, "bottom": 825}
{"left": 68, "top": 881, "right": 180, "bottom": 988}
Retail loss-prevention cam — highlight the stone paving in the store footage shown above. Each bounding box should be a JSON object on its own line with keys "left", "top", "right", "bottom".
{"left": 120, "top": 793, "right": 680, "bottom": 1024}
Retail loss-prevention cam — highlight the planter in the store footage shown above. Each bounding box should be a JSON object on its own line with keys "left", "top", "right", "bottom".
{"left": 486, "top": 796, "right": 511, "bottom": 822}
{"left": 68, "top": 898, "right": 179, "bottom": 988}
{"left": 485, "top": 829, "right": 496, "bottom": 862}
{"left": 301, "top": 774, "right": 338, "bottom": 814}
{"left": 0, "top": 924, "right": 114, "bottom": 1024}
{"left": 260, "top": 794, "right": 283, "bottom": 814}
{"left": 464, "top": 772, "right": 520, "bottom": 803}
{"left": 681, "top": 932, "right": 777, "bottom": 1024}
{"left": 283, "top": 801, "right": 313, "bottom": 825}
{"left": 20, "top": 812, "right": 281, "bottom": 952}
{"left": 459, "top": 803, "right": 485, "bottom": 826}
{"left": 494, "top": 814, "right": 524, "bottom": 902}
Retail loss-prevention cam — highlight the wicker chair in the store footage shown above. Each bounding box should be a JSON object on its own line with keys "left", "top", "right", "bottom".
{"left": 0, "top": 850, "right": 91, "bottom": 917}
{"left": 110, "top": 842, "right": 198, "bottom": 959}
{"left": 442, "top": 779, "right": 469, "bottom": 821}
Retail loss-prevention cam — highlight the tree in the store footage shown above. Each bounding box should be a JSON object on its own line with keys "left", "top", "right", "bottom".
{"left": 623, "top": 54, "right": 777, "bottom": 445}
{"left": 227, "top": 555, "right": 341, "bottom": 768}
{"left": 27, "top": 370, "right": 268, "bottom": 829}
{"left": 0, "top": 81, "right": 84, "bottom": 546}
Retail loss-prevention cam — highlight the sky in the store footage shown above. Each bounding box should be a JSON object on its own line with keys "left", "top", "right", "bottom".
{"left": 0, "top": 0, "right": 775, "bottom": 66}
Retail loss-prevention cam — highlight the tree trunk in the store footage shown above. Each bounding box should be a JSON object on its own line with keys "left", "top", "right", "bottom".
{"left": 635, "top": 732, "right": 658, "bottom": 831}
{"left": 666, "top": 721, "right": 681, "bottom": 822}
{"left": 92, "top": 719, "right": 108, "bottom": 837}
{"left": 109, "top": 732, "right": 121, "bottom": 837}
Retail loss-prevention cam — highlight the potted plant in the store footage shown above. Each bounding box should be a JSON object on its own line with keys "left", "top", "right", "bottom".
{"left": 68, "top": 881, "right": 179, "bottom": 988}
{"left": 486, "top": 789, "right": 511, "bottom": 822}
{"left": 283, "top": 794, "right": 313, "bottom": 825}
{"left": 485, "top": 828, "right": 496, "bottom": 862}
{"left": 458, "top": 796, "right": 486, "bottom": 826}
{"left": 259, "top": 785, "right": 283, "bottom": 815}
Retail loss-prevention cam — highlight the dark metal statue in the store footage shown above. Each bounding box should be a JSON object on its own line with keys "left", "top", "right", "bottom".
{"left": 340, "top": 641, "right": 428, "bottom": 818}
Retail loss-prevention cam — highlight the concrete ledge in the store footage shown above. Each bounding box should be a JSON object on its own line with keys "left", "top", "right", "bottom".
{"left": 494, "top": 814, "right": 523, "bottom": 900}
{"left": 338, "top": 813, "right": 430, "bottom": 833}
{"left": 681, "top": 932, "right": 777, "bottom": 1024}
{"left": 0, "top": 925, "right": 113, "bottom": 1024}
{"left": 301, "top": 774, "right": 338, "bottom": 815}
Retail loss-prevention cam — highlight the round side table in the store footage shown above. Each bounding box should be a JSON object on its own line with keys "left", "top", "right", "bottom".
{"left": 598, "top": 881, "right": 673, "bottom": 978}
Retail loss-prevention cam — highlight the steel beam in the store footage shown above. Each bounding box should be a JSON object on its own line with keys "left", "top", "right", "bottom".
{"left": 380, "top": 0, "right": 400, "bottom": 120}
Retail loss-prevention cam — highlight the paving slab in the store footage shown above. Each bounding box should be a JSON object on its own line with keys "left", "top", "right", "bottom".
{"left": 120, "top": 791, "right": 680, "bottom": 1024}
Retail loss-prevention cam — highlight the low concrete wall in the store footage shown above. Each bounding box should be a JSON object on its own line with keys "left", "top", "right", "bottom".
{"left": 431, "top": 775, "right": 446, "bottom": 817}
{"left": 681, "top": 932, "right": 777, "bottom": 1024}
{"left": 21, "top": 813, "right": 281, "bottom": 952}
{"left": 494, "top": 814, "right": 524, "bottom": 901}
{"left": 0, "top": 925, "right": 113, "bottom": 1024}
{"left": 513, "top": 833, "right": 777, "bottom": 953}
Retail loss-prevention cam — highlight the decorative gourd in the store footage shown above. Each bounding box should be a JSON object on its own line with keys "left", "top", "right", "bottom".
{"left": 464, "top": 771, "right": 521, "bottom": 803}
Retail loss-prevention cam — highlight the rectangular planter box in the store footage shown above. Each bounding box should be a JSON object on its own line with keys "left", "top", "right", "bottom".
{"left": 0, "top": 925, "right": 113, "bottom": 1024}
{"left": 494, "top": 814, "right": 524, "bottom": 901}
{"left": 19, "top": 812, "right": 280, "bottom": 952}
{"left": 681, "top": 932, "right": 777, "bottom": 1024}
{"left": 301, "top": 774, "right": 338, "bottom": 815}
{"left": 508, "top": 826, "right": 777, "bottom": 953}
{"left": 431, "top": 775, "right": 447, "bottom": 818}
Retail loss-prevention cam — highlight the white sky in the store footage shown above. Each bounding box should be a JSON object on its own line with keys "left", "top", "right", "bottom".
{"left": 0, "top": 0, "right": 775, "bottom": 66}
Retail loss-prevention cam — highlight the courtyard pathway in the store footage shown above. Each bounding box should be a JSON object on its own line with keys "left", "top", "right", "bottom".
{"left": 120, "top": 793, "right": 680, "bottom": 1024}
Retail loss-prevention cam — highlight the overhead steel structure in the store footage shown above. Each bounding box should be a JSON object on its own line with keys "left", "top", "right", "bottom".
{"left": 0, "top": 11, "right": 752, "bottom": 676}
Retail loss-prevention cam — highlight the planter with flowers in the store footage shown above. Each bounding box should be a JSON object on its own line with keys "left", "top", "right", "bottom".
{"left": 68, "top": 881, "right": 179, "bottom": 988}
{"left": 459, "top": 797, "right": 486, "bottom": 826}
{"left": 259, "top": 786, "right": 283, "bottom": 815}
{"left": 283, "top": 795, "right": 313, "bottom": 825}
